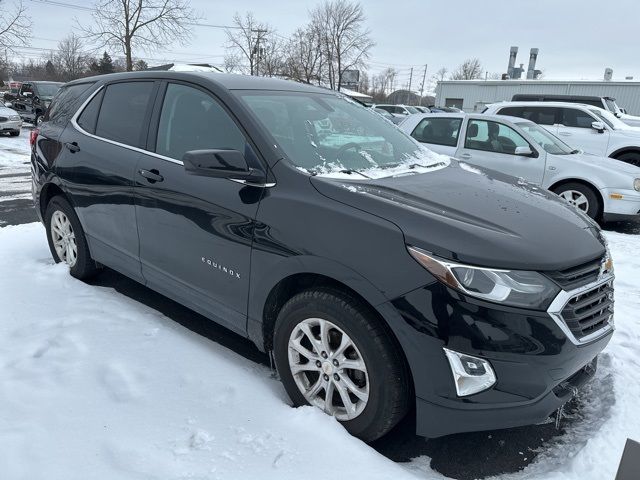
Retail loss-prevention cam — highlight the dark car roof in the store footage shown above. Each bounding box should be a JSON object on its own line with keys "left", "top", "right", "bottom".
{"left": 67, "top": 71, "right": 330, "bottom": 94}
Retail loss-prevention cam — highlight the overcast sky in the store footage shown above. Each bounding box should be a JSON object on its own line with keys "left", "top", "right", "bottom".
{"left": 16, "top": 0, "right": 640, "bottom": 89}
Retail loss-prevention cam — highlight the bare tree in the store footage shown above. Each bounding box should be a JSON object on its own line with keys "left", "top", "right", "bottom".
{"left": 283, "top": 25, "right": 323, "bottom": 84}
{"left": 55, "top": 33, "right": 87, "bottom": 81}
{"left": 225, "top": 12, "right": 276, "bottom": 76}
{"left": 310, "top": 0, "right": 374, "bottom": 90}
{"left": 79, "top": 0, "right": 198, "bottom": 71}
{"left": 0, "top": 0, "right": 31, "bottom": 53}
{"left": 450, "top": 58, "right": 483, "bottom": 80}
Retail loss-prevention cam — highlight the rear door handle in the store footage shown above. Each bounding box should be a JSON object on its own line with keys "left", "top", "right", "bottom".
{"left": 558, "top": 132, "right": 572, "bottom": 136}
{"left": 459, "top": 153, "right": 471, "bottom": 159}
{"left": 138, "top": 169, "right": 164, "bottom": 183}
{"left": 64, "top": 142, "right": 80, "bottom": 153}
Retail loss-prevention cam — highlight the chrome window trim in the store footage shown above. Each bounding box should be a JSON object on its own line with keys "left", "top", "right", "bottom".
{"left": 70, "top": 84, "right": 188, "bottom": 167}
{"left": 546, "top": 273, "right": 615, "bottom": 346}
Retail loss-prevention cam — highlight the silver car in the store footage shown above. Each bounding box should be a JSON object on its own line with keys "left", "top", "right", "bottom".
{"left": 0, "top": 100, "right": 22, "bottom": 136}
{"left": 401, "top": 112, "right": 640, "bottom": 222}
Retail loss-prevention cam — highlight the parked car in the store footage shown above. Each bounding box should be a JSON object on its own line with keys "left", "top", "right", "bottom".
{"left": 6, "top": 81, "right": 63, "bottom": 125}
{"left": 372, "top": 103, "right": 421, "bottom": 117}
{"left": 429, "top": 105, "right": 463, "bottom": 113}
{"left": 511, "top": 94, "right": 640, "bottom": 127}
{"left": 372, "top": 107, "right": 403, "bottom": 124}
{"left": 484, "top": 101, "right": 640, "bottom": 166}
{"left": 0, "top": 100, "right": 23, "bottom": 136}
{"left": 401, "top": 112, "right": 640, "bottom": 222}
{"left": 33, "top": 71, "right": 614, "bottom": 442}
{"left": 414, "top": 106, "right": 431, "bottom": 113}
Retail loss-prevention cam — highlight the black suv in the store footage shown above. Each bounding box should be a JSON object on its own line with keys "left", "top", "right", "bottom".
{"left": 7, "top": 81, "right": 63, "bottom": 125}
{"left": 31, "top": 72, "right": 614, "bottom": 441}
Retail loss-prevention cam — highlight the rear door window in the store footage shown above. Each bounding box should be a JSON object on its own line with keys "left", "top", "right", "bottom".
{"left": 411, "top": 117, "right": 462, "bottom": 147}
{"left": 502, "top": 106, "right": 558, "bottom": 125}
{"left": 95, "top": 82, "right": 155, "bottom": 148}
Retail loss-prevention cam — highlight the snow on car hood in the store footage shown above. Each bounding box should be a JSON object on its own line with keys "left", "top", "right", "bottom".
{"left": 0, "top": 106, "right": 19, "bottom": 117}
{"left": 312, "top": 147, "right": 451, "bottom": 180}
{"left": 311, "top": 160, "right": 605, "bottom": 271}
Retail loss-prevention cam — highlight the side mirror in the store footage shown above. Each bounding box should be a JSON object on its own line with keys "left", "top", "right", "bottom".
{"left": 514, "top": 146, "right": 534, "bottom": 156}
{"left": 182, "top": 149, "right": 262, "bottom": 182}
{"left": 4, "top": 102, "right": 11, "bottom": 108}
{"left": 591, "top": 121, "right": 605, "bottom": 133}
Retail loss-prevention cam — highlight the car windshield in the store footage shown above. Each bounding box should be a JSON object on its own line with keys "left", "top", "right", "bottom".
{"left": 517, "top": 122, "right": 574, "bottom": 155}
{"left": 36, "top": 83, "right": 61, "bottom": 97}
{"left": 405, "top": 106, "right": 420, "bottom": 114}
{"left": 238, "top": 91, "right": 446, "bottom": 177}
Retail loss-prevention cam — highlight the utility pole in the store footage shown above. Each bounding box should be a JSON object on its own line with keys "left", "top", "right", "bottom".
{"left": 407, "top": 67, "right": 413, "bottom": 105}
{"left": 251, "top": 28, "right": 268, "bottom": 76}
{"left": 419, "top": 64, "right": 428, "bottom": 103}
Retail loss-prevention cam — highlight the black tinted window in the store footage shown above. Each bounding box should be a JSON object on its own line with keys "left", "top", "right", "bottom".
{"left": 465, "top": 119, "right": 529, "bottom": 154}
{"left": 502, "top": 106, "right": 558, "bottom": 125}
{"left": 156, "top": 83, "right": 245, "bottom": 161}
{"left": 560, "top": 108, "right": 595, "bottom": 128}
{"left": 95, "top": 82, "right": 154, "bottom": 147}
{"left": 411, "top": 117, "right": 462, "bottom": 147}
{"left": 46, "top": 83, "right": 95, "bottom": 127}
{"left": 77, "top": 89, "right": 104, "bottom": 134}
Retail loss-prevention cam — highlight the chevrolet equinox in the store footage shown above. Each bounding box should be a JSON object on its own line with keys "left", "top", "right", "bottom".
{"left": 31, "top": 72, "right": 614, "bottom": 441}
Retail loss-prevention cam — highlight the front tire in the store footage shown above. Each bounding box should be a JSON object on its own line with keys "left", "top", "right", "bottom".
{"left": 615, "top": 151, "right": 640, "bottom": 167}
{"left": 45, "top": 195, "right": 99, "bottom": 280}
{"left": 552, "top": 182, "right": 601, "bottom": 220}
{"left": 9, "top": 130, "right": 20, "bottom": 137}
{"left": 274, "top": 288, "right": 410, "bottom": 441}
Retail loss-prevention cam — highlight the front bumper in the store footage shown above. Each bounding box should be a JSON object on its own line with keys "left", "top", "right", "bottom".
{"left": 600, "top": 187, "right": 640, "bottom": 220}
{"left": 380, "top": 278, "right": 613, "bottom": 438}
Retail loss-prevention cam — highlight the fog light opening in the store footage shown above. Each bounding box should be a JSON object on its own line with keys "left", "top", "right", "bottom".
{"left": 444, "top": 348, "right": 497, "bottom": 397}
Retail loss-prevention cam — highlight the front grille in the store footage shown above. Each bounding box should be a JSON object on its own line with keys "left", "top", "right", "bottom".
{"left": 546, "top": 256, "right": 603, "bottom": 289}
{"left": 0, "top": 116, "right": 7, "bottom": 123}
{"left": 560, "top": 281, "right": 614, "bottom": 340}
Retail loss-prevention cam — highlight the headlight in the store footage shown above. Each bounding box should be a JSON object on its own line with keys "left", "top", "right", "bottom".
{"left": 407, "top": 246, "right": 560, "bottom": 309}
{"left": 9, "top": 115, "right": 20, "bottom": 121}
{"left": 634, "top": 178, "right": 640, "bottom": 192}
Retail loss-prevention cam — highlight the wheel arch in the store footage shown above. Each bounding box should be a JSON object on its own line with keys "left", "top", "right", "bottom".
{"left": 548, "top": 178, "right": 604, "bottom": 216}
{"left": 610, "top": 146, "right": 640, "bottom": 159}
{"left": 39, "top": 182, "right": 67, "bottom": 218}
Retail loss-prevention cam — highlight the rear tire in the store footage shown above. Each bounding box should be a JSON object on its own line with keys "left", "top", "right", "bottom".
{"left": 615, "top": 151, "right": 640, "bottom": 167}
{"left": 45, "top": 195, "right": 99, "bottom": 280}
{"left": 552, "top": 182, "right": 601, "bottom": 220}
{"left": 9, "top": 130, "right": 19, "bottom": 137}
{"left": 273, "top": 288, "right": 410, "bottom": 441}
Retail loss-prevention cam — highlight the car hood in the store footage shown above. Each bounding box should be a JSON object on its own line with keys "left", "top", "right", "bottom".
{"left": 0, "top": 106, "right": 18, "bottom": 116}
{"left": 561, "top": 151, "right": 640, "bottom": 175}
{"left": 311, "top": 161, "right": 605, "bottom": 271}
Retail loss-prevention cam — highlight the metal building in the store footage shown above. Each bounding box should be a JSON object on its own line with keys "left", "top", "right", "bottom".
{"left": 435, "top": 80, "right": 640, "bottom": 115}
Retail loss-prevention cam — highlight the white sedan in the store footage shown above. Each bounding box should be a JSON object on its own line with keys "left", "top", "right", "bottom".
{"left": 400, "top": 112, "right": 640, "bottom": 222}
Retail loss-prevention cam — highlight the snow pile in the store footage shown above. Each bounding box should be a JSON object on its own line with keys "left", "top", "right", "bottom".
{"left": 0, "top": 223, "right": 638, "bottom": 479}
{"left": 0, "top": 223, "right": 416, "bottom": 480}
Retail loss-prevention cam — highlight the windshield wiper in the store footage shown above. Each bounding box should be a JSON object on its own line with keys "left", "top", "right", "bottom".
{"left": 339, "top": 169, "right": 371, "bottom": 178}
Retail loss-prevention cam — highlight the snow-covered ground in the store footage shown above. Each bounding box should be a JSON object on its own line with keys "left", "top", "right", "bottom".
{"left": 0, "top": 223, "right": 638, "bottom": 480}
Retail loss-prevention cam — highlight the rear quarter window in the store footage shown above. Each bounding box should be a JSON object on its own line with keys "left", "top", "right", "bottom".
{"left": 43, "top": 82, "right": 95, "bottom": 127}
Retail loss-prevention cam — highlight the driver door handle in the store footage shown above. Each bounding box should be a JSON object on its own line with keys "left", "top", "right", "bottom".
{"left": 138, "top": 169, "right": 164, "bottom": 183}
{"left": 459, "top": 153, "right": 471, "bottom": 159}
{"left": 64, "top": 142, "right": 80, "bottom": 153}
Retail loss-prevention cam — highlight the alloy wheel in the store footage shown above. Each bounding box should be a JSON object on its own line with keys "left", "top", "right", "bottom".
{"left": 287, "top": 317, "right": 369, "bottom": 421}
{"left": 559, "top": 190, "right": 589, "bottom": 212}
{"left": 51, "top": 210, "right": 78, "bottom": 267}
